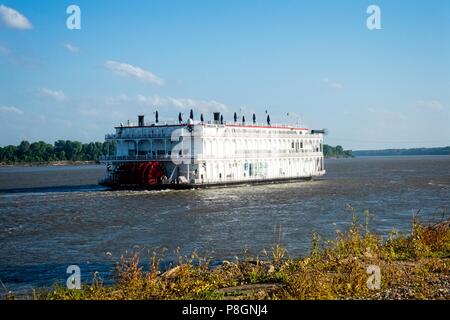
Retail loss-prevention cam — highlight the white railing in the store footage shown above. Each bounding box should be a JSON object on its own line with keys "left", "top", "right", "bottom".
{"left": 113, "top": 120, "right": 306, "bottom": 128}
{"left": 105, "top": 133, "right": 170, "bottom": 140}
{"left": 100, "top": 152, "right": 323, "bottom": 162}
{"left": 105, "top": 132, "right": 321, "bottom": 141}
{"left": 100, "top": 155, "right": 173, "bottom": 161}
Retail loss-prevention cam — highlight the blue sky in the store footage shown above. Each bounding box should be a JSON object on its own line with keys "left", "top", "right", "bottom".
{"left": 0, "top": 0, "right": 449, "bottom": 149}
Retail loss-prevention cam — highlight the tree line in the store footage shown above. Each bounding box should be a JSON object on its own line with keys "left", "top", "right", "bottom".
{"left": 0, "top": 140, "right": 116, "bottom": 164}
{"left": 353, "top": 147, "right": 450, "bottom": 157}
{"left": 323, "top": 144, "right": 353, "bottom": 158}
{"left": 0, "top": 140, "right": 351, "bottom": 164}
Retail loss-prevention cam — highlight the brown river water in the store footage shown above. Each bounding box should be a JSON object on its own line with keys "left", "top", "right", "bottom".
{"left": 0, "top": 156, "right": 449, "bottom": 294}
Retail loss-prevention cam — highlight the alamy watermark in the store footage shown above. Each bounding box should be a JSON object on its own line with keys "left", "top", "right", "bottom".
{"left": 66, "top": 5, "right": 81, "bottom": 30}
{"left": 66, "top": 265, "right": 81, "bottom": 290}
{"left": 367, "top": 5, "right": 382, "bottom": 30}
{"left": 64, "top": 4, "right": 381, "bottom": 31}
{"left": 60, "top": 3, "right": 383, "bottom": 292}
{"left": 366, "top": 265, "right": 381, "bottom": 290}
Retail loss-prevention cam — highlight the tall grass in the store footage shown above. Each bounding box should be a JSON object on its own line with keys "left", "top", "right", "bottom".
{"left": 5, "top": 210, "right": 450, "bottom": 300}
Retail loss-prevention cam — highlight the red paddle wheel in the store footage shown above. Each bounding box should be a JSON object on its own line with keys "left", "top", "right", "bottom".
{"left": 116, "top": 161, "right": 165, "bottom": 187}
{"left": 137, "top": 162, "right": 150, "bottom": 186}
{"left": 141, "top": 162, "right": 154, "bottom": 186}
{"left": 145, "top": 162, "right": 166, "bottom": 186}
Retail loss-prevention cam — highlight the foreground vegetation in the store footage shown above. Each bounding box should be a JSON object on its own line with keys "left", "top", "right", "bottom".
{"left": 0, "top": 140, "right": 116, "bottom": 165}
{"left": 11, "top": 211, "right": 445, "bottom": 300}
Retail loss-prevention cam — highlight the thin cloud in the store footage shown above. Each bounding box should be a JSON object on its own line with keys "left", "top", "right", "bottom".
{"left": 416, "top": 100, "right": 445, "bottom": 111}
{"left": 0, "top": 5, "right": 32, "bottom": 30}
{"left": 105, "top": 60, "right": 165, "bottom": 86}
{"left": 323, "top": 78, "right": 344, "bottom": 90}
{"left": 137, "top": 95, "right": 228, "bottom": 113}
{"left": 38, "top": 88, "right": 68, "bottom": 102}
{"left": 367, "top": 107, "right": 407, "bottom": 121}
{"left": 63, "top": 43, "right": 80, "bottom": 53}
{"left": 0, "top": 105, "right": 24, "bottom": 115}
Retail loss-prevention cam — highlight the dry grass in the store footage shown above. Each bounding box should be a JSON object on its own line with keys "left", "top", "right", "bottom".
{"left": 6, "top": 211, "right": 450, "bottom": 300}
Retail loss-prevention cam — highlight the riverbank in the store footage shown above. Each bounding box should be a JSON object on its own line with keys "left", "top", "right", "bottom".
{"left": 0, "top": 161, "right": 98, "bottom": 168}
{"left": 8, "top": 214, "right": 448, "bottom": 300}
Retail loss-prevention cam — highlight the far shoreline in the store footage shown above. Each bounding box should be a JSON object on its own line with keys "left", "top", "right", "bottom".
{"left": 0, "top": 160, "right": 99, "bottom": 168}
{"left": 3, "top": 154, "right": 450, "bottom": 168}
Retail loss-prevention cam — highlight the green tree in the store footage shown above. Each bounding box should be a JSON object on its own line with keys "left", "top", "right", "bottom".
{"left": 54, "top": 140, "right": 67, "bottom": 160}
{"left": 17, "top": 140, "right": 31, "bottom": 160}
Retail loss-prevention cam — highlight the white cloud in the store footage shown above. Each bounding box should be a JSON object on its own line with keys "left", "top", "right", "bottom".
{"left": 105, "top": 60, "right": 165, "bottom": 86}
{"left": 38, "top": 88, "right": 68, "bottom": 102}
{"left": 137, "top": 95, "right": 228, "bottom": 113}
{"left": 416, "top": 100, "right": 445, "bottom": 111}
{"left": 0, "top": 5, "right": 32, "bottom": 30}
{"left": 0, "top": 105, "right": 24, "bottom": 115}
{"left": 63, "top": 43, "right": 80, "bottom": 53}
{"left": 367, "top": 107, "right": 406, "bottom": 121}
{"left": 106, "top": 93, "right": 129, "bottom": 105}
{"left": 323, "top": 78, "right": 344, "bottom": 90}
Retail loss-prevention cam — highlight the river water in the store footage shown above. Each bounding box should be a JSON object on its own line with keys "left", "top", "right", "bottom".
{"left": 0, "top": 156, "right": 449, "bottom": 294}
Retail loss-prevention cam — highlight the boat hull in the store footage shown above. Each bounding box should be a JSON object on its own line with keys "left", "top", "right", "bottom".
{"left": 99, "top": 175, "right": 321, "bottom": 191}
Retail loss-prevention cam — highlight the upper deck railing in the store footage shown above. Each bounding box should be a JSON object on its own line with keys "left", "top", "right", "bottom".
{"left": 114, "top": 120, "right": 307, "bottom": 129}
{"left": 100, "top": 150, "right": 324, "bottom": 163}
{"left": 105, "top": 121, "right": 322, "bottom": 141}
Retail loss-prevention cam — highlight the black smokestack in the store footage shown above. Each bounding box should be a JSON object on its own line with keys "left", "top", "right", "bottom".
{"left": 213, "top": 112, "right": 220, "bottom": 123}
{"left": 138, "top": 115, "right": 144, "bottom": 127}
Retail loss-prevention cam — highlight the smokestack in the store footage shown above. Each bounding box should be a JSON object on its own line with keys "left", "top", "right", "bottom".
{"left": 138, "top": 115, "right": 145, "bottom": 127}
{"left": 213, "top": 112, "right": 220, "bottom": 124}
{"left": 311, "top": 129, "right": 327, "bottom": 135}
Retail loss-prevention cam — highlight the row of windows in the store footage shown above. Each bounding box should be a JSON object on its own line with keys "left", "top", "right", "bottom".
{"left": 203, "top": 139, "right": 321, "bottom": 145}
{"left": 122, "top": 138, "right": 321, "bottom": 147}
{"left": 203, "top": 158, "right": 324, "bottom": 180}
{"left": 225, "top": 128, "right": 304, "bottom": 135}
